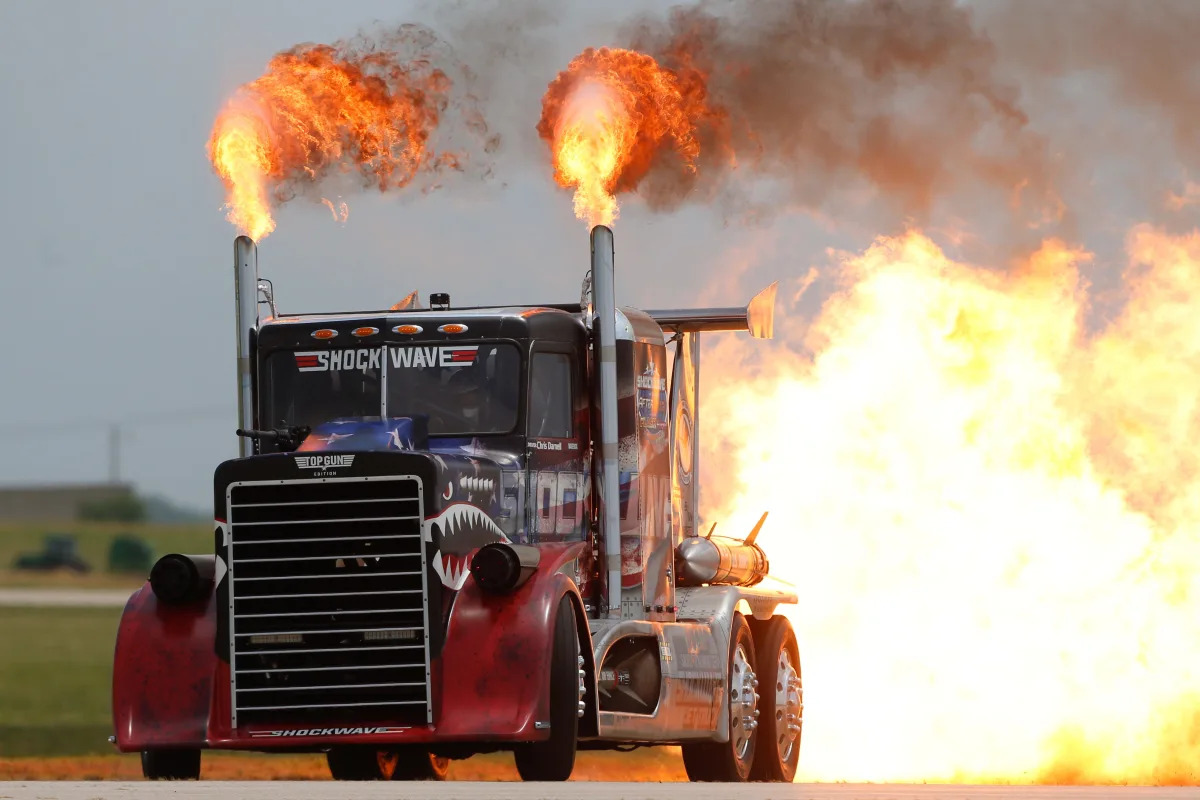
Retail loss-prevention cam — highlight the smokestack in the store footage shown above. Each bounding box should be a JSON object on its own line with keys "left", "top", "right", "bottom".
{"left": 233, "top": 236, "right": 259, "bottom": 458}
{"left": 590, "top": 225, "right": 622, "bottom": 618}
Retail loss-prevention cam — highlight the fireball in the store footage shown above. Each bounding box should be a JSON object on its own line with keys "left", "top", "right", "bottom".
{"left": 703, "top": 227, "right": 1200, "bottom": 784}
{"left": 537, "top": 47, "right": 714, "bottom": 227}
{"left": 207, "top": 38, "right": 452, "bottom": 241}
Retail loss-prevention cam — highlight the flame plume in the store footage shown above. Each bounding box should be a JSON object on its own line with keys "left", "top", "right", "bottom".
{"left": 703, "top": 227, "right": 1200, "bottom": 784}
{"left": 207, "top": 30, "right": 456, "bottom": 241}
{"left": 536, "top": 47, "right": 719, "bottom": 226}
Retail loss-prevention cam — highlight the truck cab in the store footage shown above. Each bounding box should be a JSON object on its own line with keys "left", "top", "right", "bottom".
{"left": 112, "top": 228, "right": 801, "bottom": 784}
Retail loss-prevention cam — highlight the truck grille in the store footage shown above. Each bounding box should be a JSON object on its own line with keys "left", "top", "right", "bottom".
{"left": 225, "top": 476, "right": 430, "bottom": 728}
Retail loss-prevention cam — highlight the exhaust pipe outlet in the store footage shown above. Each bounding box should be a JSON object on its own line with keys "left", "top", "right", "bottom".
{"left": 470, "top": 543, "right": 540, "bottom": 594}
{"left": 590, "top": 225, "right": 622, "bottom": 618}
{"left": 150, "top": 554, "right": 216, "bottom": 605}
{"left": 234, "top": 235, "right": 259, "bottom": 458}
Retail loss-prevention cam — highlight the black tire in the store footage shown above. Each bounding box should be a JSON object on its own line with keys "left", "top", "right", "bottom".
{"left": 750, "top": 616, "right": 802, "bottom": 782}
{"left": 326, "top": 747, "right": 449, "bottom": 781}
{"left": 681, "top": 613, "right": 759, "bottom": 782}
{"left": 514, "top": 595, "right": 579, "bottom": 781}
{"left": 141, "top": 748, "right": 200, "bottom": 780}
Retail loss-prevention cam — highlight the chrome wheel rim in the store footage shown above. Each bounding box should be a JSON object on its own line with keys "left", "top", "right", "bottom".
{"left": 729, "top": 641, "right": 759, "bottom": 763}
{"left": 775, "top": 646, "right": 803, "bottom": 764}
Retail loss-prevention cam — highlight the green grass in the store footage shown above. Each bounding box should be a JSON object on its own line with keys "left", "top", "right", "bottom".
{"left": 0, "top": 522, "right": 210, "bottom": 589}
{"left": 0, "top": 606, "right": 122, "bottom": 756}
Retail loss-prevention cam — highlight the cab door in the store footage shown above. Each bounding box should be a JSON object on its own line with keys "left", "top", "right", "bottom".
{"left": 525, "top": 346, "right": 589, "bottom": 544}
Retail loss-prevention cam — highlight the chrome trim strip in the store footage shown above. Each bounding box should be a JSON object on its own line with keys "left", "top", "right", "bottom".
{"left": 231, "top": 515, "right": 421, "bottom": 527}
{"left": 234, "top": 625, "right": 423, "bottom": 637}
{"left": 234, "top": 570, "right": 422, "bottom": 582}
{"left": 236, "top": 589, "right": 422, "bottom": 601}
{"left": 233, "top": 535, "right": 422, "bottom": 546}
{"left": 231, "top": 497, "right": 416, "bottom": 508}
{"left": 236, "top": 644, "right": 425, "bottom": 656}
{"left": 238, "top": 700, "right": 425, "bottom": 712}
{"left": 238, "top": 663, "right": 420, "bottom": 674}
{"left": 238, "top": 681, "right": 425, "bottom": 693}
{"left": 234, "top": 552, "right": 420, "bottom": 563}
{"left": 236, "top": 608, "right": 420, "bottom": 619}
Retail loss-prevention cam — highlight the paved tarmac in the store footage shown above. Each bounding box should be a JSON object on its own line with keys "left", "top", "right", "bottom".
{"left": 0, "top": 588, "right": 132, "bottom": 607}
{"left": 0, "top": 784, "right": 1195, "bottom": 800}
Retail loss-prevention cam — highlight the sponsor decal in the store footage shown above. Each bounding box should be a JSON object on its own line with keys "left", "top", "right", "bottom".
{"left": 294, "top": 454, "right": 355, "bottom": 473}
{"left": 294, "top": 346, "right": 478, "bottom": 373}
{"left": 637, "top": 362, "right": 669, "bottom": 434}
{"left": 249, "top": 726, "right": 408, "bottom": 738}
{"left": 636, "top": 372, "right": 667, "bottom": 391}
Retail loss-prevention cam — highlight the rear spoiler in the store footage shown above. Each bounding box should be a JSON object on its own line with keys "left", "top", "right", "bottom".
{"left": 646, "top": 282, "right": 777, "bottom": 339}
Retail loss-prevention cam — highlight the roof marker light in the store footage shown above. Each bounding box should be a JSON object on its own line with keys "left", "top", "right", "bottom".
{"left": 393, "top": 324, "right": 423, "bottom": 335}
{"left": 311, "top": 329, "right": 338, "bottom": 340}
{"left": 438, "top": 323, "right": 468, "bottom": 334}
{"left": 352, "top": 326, "right": 379, "bottom": 338}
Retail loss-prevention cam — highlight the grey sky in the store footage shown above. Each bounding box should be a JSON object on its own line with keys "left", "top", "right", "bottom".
{"left": 0, "top": 1, "right": 821, "bottom": 509}
{"left": 0, "top": 1, "right": 1192, "bottom": 510}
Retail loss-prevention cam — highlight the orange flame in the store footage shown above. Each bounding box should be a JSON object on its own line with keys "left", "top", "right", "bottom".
{"left": 703, "top": 227, "right": 1200, "bottom": 784}
{"left": 537, "top": 48, "right": 715, "bottom": 226}
{"left": 207, "top": 38, "right": 452, "bottom": 241}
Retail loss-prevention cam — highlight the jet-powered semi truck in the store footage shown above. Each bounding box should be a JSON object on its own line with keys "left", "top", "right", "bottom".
{"left": 111, "top": 226, "right": 802, "bottom": 783}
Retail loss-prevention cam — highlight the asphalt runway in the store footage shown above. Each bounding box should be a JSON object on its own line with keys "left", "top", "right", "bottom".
{"left": 0, "top": 784, "right": 1195, "bottom": 800}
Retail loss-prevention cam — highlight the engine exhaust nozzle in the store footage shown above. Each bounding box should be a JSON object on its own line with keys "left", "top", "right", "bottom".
{"left": 591, "top": 225, "right": 621, "bottom": 617}
{"left": 234, "top": 235, "right": 259, "bottom": 458}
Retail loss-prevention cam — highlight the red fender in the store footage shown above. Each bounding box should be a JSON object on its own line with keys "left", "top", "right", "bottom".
{"left": 435, "top": 542, "right": 588, "bottom": 740}
{"left": 111, "top": 582, "right": 217, "bottom": 751}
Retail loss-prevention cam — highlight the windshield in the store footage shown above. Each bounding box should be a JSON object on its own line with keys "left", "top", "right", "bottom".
{"left": 263, "top": 343, "right": 521, "bottom": 437}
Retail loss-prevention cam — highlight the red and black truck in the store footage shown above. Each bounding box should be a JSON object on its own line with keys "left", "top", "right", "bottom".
{"left": 112, "top": 226, "right": 802, "bottom": 782}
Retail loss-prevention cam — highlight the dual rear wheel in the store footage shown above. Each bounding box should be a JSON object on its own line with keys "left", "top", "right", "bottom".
{"left": 681, "top": 613, "right": 802, "bottom": 783}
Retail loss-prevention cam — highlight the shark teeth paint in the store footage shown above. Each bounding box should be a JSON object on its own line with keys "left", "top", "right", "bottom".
{"left": 423, "top": 502, "right": 508, "bottom": 590}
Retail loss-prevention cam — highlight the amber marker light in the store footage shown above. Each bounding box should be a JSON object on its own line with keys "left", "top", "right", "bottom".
{"left": 392, "top": 324, "right": 423, "bottom": 334}
{"left": 438, "top": 323, "right": 468, "bottom": 334}
{"left": 311, "top": 328, "right": 338, "bottom": 340}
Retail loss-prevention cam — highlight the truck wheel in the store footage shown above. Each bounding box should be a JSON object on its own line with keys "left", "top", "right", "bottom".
{"left": 750, "top": 616, "right": 802, "bottom": 781}
{"left": 326, "top": 747, "right": 448, "bottom": 780}
{"left": 514, "top": 595, "right": 579, "bottom": 781}
{"left": 141, "top": 748, "right": 200, "bottom": 780}
{"left": 682, "top": 613, "right": 759, "bottom": 782}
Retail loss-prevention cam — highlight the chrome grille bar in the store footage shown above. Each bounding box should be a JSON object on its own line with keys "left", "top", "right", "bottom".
{"left": 234, "top": 535, "right": 422, "bottom": 546}
{"left": 234, "top": 570, "right": 422, "bottom": 581}
{"left": 239, "top": 700, "right": 426, "bottom": 712}
{"left": 232, "top": 515, "right": 420, "bottom": 527}
{"left": 235, "top": 644, "right": 423, "bottom": 656}
{"left": 236, "top": 589, "right": 422, "bottom": 600}
{"left": 235, "top": 553, "right": 420, "bottom": 564}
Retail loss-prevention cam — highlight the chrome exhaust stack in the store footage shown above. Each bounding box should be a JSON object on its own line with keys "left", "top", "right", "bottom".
{"left": 233, "top": 236, "right": 259, "bottom": 458}
{"left": 591, "top": 225, "right": 622, "bottom": 618}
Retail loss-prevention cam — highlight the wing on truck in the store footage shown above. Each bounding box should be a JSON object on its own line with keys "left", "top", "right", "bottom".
{"left": 645, "top": 281, "right": 778, "bottom": 338}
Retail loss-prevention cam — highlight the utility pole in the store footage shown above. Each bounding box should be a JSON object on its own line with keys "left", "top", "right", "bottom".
{"left": 108, "top": 423, "right": 121, "bottom": 484}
